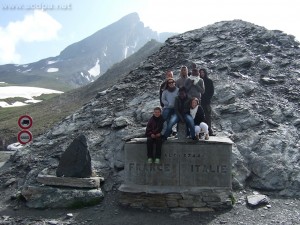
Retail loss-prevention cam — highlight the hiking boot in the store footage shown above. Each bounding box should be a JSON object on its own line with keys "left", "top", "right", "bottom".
{"left": 147, "top": 158, "right": 153, "bottom": 164}
{"left": 192, "top": 136, "right": 198, "bottom": 142}
{"left": 154, "top": 158, "right": 160, "bottom": 164}
{"left": 205, "top": 134, "right": 209, "bottom": 140}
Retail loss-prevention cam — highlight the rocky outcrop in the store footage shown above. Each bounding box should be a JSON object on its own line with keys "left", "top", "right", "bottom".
{"left": 1, "top": 20, "right": 300, "bottom": 203}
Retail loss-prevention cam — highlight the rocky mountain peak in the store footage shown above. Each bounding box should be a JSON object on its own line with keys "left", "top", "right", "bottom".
{"left": 59, "top": 12, "right": 144, "bottom": 60}
{"left": 2, "top": 20, "right": 300, "bottom": 199}
{"left": 115, "top": 12, "right": 140, "bottom": 24}
{"left": 0, "top": 13, "right": 176, "bottom": 90}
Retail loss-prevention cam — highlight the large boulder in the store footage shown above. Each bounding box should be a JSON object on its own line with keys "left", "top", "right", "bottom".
{"left": 56, "top": 134, "right": 92, "bottom": 178}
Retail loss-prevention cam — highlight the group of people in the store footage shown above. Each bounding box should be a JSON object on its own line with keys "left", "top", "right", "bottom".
{"left": 145, "top": 65, "right": 215, "bottom": 164}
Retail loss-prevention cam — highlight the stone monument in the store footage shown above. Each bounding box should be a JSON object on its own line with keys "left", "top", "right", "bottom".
{"left": 119, "top": 136, "right": 234, "bottom": 210}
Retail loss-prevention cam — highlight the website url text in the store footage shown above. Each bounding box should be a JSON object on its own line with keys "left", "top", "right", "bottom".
{"left": 2, "top": 4, "right": 72, "bottom": 11}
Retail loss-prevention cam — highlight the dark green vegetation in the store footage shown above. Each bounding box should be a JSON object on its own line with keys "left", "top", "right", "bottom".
{"left": 0, "top": 93, "right": 56, "bottom": 105}
{"left": 21, "top": 76, "right": 73, "bottom": 92}
{"left": 2, "top": 97, "right": 28, "bottom": 104}
{"left": 0, "top": 68, "right": 72, "bottom": 92}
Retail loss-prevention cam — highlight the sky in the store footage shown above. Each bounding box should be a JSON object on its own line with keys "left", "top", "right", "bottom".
{"left": 0, "top": 0, "right": 299, "bottom": 65}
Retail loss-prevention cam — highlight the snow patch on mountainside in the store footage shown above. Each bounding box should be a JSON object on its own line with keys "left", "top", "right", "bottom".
{"left": 0, "top": 101, "right": 28, "bottom": 107}
{"left": 88, "top": 59, "right": 100, "bottom": 77}
{"left": 22, "top": 68, "right": 32, "bottom": 73}
{"left": 47, "top": 68, "right": 59, "bottom": 73}
{"left": 0, "top": 86, "right": 63, "bottom": 99}
{"left": 103, "top": 46, "right": 108, "bottom": 57}
{"left": 124, "top": 41, "right": 138, "bottom": 58}
{"left": 0, "top": 86, "right": 63, "bottom": 107}
{"left": 80, "top": 72, "right": 91, "bottom": 82}
{"left": 124, "top": 46, "right": 129, "bottom": 58}
{"left": 47, "top": 60, "right": 58, "bottom": 65}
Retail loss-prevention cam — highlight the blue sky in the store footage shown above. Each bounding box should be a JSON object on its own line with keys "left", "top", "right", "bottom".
{"left": 0, "top": 0, "right": 299, "bottom": 65}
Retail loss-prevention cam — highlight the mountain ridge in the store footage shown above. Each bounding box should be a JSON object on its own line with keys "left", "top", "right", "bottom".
{"left": 0, "top": 12, "right": 176, "bottom": 91}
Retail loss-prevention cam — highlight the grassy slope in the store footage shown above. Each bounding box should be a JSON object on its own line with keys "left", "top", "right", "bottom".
{"left": 0, "top": 90, "right": 87, "bottom": 143}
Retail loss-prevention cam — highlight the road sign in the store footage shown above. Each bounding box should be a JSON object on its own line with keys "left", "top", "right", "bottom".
{"left": 17, "top": 130, "right": 33, "bottom": 145}
{"left": 18, "top": 115, "right": 33, "bottom": 129}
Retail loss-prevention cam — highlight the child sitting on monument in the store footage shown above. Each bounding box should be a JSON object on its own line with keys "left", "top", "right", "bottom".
{"left": 145, "top": 107, "right": 164, "bottom": 164}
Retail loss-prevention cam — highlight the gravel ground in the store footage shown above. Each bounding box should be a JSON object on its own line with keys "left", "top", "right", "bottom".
{"left": 0, "top": 188, "right": 300, "bottom": 225}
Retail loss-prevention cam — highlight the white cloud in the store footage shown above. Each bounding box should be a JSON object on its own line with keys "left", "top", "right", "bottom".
{"left": 0, "top": 28, "right": 21, "bottom": 63}
{"left": 0, "top": 10, "right": 62, "bottom": 64}
{"left": 139, "top": 0, "right": 300, "bottom": 41}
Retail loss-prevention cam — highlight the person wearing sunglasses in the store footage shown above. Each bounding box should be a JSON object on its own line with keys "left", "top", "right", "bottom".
{"left": 161, "top": 78, "right": 178, "bottom": 123}
{"left": 159, "top": 70, "right": 174, "bottom": 108}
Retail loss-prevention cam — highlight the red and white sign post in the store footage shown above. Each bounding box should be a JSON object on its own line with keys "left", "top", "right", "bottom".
{"left": 17, "top": 115, "right": 33, "bottom": 145}
{"left": 17, "top": 130, "right": 33, "bottom": 145}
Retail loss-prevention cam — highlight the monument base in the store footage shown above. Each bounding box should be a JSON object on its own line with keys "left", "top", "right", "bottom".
{"left": 119, "top": 184, "right": 233, "bottom": 210}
